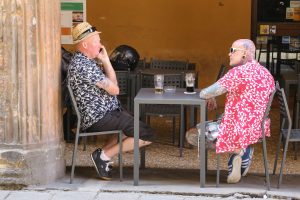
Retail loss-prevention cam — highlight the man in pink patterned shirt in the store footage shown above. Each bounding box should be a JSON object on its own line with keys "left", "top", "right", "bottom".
{"left": 187, "top": 39, "right": 274, "bottom": 183}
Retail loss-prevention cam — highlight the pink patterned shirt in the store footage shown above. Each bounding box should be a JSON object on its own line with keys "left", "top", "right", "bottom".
{"left": 216, "top": 60, "right": 274, "bottom": 153}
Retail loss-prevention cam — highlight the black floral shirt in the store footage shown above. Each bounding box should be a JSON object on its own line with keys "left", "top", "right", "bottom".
{"left": 67, "top": 51, "right": 120, "bottom": 130}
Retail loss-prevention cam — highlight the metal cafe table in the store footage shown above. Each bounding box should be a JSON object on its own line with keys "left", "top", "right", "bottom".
{"left": 133, "top": 88, "right": 207, "bottom": 187}
{"left": 137, "top": 68, "right": 199, "bottom": 129}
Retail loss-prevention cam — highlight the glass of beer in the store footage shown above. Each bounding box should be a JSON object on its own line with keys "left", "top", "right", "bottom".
{"left": 185, "top": 73, "right": 195, "bottom": 93}
{"left": 154, "top": 74, "right": 164, "bottom": 94}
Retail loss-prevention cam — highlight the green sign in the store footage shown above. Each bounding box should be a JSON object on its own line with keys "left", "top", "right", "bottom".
{"left": 61, "top": 2, "right": 83, "bottom": 11}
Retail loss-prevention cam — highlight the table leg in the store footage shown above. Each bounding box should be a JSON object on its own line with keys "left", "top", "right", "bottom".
{"left": 130, "top": 74, "right": 136, "bottom": 112}
{"left": 190, "top": 105, "right": 195, "bottom": 127}
{"left": 134, "top": 101, "right": 140, "bottom": 186}
{"left": 200, "top": 103, "right": 206, "bottom": 187}
{"left": 180, "top": 105, "right": 184, "bottom": 157}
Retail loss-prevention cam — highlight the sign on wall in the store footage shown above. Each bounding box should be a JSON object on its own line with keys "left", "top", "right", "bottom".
{"left": 61, "top": 0, "right": 86, "bottom": 44}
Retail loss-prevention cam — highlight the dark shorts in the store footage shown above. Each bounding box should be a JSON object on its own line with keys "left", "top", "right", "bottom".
{"left": 86, "top": 109, "right": 155, "bottom": 142}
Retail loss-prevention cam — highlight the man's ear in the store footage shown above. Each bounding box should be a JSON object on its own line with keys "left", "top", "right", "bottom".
{"left": 242, "top": 52, "right": 247, "bottom": 59}
{"left": 82, "top": 41, "right": 87, "bottom": 49}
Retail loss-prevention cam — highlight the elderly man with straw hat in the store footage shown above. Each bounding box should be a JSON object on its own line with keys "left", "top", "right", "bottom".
{"left": 67, "top": 22, "right": 154, "bottom": 180}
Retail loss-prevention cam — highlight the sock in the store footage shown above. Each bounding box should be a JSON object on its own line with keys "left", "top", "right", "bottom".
{"left": 238, "top": 148, "right": 245, "bottom": 156}
{"left": 100, "top": 150, "right": 111, "bottom": 161}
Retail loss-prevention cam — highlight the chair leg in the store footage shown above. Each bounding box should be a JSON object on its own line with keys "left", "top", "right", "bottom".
{"left": 205, "top": 149, "right": 208, "bottom": 173}
{"left": 273, "top": 131, "right": 283, "bottom": 175}
{"left": 140, "top": 147, "right": 146, "bottom": 169}
{"left": 278, "top": 134, "right": 291, "bottom": 188}
{"left": 66, "top": 108, "right": 71, "bottom": 142}
{"left": 294, "top": 102, "right": 300, "bottom": 160}
{"left": 262, "top": 136, "right": 270, "bottom": 191}
{"left": 182, "top": 107, "right": 187, "bottom": 147}
{"left": 145, "top": 115, "right": 150, "bottom": 126}
{"left": 172, "top": 116, "right": 176, "bottom": 144}
{"left": 293, "top": 101, "right": 299, "bottom": 129}
{"left": 179, "top": 105, "right": 185, "bottom": 157}
{"left": 83, "top": 137, "right": 87, "bottom": 151}
{"left": 216, "top": 153, "right": 220, "bottom": 187}
{"left": 118, "top": 131, "right": 123, "bottom": 181}
{"left": 294, "top": 142, "right": 298, "bottom": 160}
{"left": 70, "top": 134, "right": 80, "bottom": 184}
{"left": 127, "top": 96, "right": 130, "bottom": 112}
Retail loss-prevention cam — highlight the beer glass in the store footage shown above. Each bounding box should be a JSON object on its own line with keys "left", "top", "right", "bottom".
{"left": 154, "top": 74, "right": 164, "bottom": 94}
{"left": 185, "top": 73, "right": 195, "bottom": 93}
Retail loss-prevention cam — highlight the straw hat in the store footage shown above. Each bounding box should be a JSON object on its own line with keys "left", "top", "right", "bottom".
{"left": 72, "top": 22, "right": 101, "bottom": 44}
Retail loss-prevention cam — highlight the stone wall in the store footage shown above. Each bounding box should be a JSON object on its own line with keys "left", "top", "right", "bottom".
{"left": 0, "top": 0, "right": 65, "bottom": 185}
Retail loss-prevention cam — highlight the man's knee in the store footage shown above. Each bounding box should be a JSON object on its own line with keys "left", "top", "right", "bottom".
{"left": 140, "top": 139, "right": 152, "bottom": 146}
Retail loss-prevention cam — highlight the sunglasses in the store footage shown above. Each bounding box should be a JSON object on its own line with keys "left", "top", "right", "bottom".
{"left": 77, "top": 27, "right": 97, "bottom": 40}
{"left": 229, "top": 47, "right": 245, "bottom": 54}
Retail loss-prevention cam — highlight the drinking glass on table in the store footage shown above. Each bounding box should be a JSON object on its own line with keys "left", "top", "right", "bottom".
{"left": 154, "top": 74, "right": 164, "bottom": 94}
{"left": 185, "top": 73, "right": 195, "bottom": 93}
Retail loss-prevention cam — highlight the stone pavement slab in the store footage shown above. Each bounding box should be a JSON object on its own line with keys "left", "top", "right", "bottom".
{"left": 4, "top": 191, "right": 52, "bottom": 200}
{"left": 12, "top": 167, "right": 300, "bottom": 200}
{"left": 0, "top": 191, "right": 9, "bottom": 200}
{"left": 94, "top": 192, "right": 141, "bottom": 200}
{"left": 139, "top": 194, "right": 194, "bottom": 200}
{"left": 51, "top": 191, "right": 97, "bottom": 200}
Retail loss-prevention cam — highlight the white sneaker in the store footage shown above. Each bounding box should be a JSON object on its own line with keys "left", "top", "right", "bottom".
{"left": 227, "top": 154, "right": 242, "bottom": 184}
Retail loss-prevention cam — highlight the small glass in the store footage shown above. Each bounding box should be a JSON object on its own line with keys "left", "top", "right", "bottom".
{"left": 154, "top": 74, "right": 164, "bottom": 94}
{"left": 185, "top": 73, "right": 195, "bottom": 93}
{"left": 164, "top": 85, "right": 176, "bottom": 93}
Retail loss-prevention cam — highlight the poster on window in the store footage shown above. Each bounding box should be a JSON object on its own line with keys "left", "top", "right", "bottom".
{"left": 61, "top": 0, "right": 86, "bottom": 44}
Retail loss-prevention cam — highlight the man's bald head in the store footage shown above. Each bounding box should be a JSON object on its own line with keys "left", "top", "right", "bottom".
{"left": 233, "top": 39, "right": 256, "bottom": 61}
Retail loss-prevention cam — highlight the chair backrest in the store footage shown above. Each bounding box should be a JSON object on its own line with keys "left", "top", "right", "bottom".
{"left": 116, "top": 69, "right": 130, "bottom": 96}
{"left": 261, "top": 87, "right": 276, "bottom": 136}
{"left": 188, "top": 62, "right": 196, "bottom": 70}
{"left": 67, "top": 84, "right": 82, "bottom": 130}
{"left": 216, "top": 64, "right": 227, "bottom": 81}
{"left": 150, "top": 58, "right": 189, "bottom": 70}
{"left": 137, "top": 58, "right": 146, "bottom": 69}
{"left": 116, "top": 69, "right": 131, "bottom": 110}
{"left": 275, "top": 81, "right": 292, "bottom": 130}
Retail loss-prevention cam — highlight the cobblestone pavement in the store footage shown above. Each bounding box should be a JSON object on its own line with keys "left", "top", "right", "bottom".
{"left": 64, "top": 107, "right": 300, "bottom": 175}
{"left": 1, "top": 102, "right": 299, "bottom": 200}
{"left": 0, "top": 190, "right": 281, "bottom": 200}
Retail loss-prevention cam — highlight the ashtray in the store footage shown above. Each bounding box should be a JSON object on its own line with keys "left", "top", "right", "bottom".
{"left": 164, "top": 86, "right": 176, "bottom": 93}
{"left": 184, "top": 91, "right": 196, "bottom": 95}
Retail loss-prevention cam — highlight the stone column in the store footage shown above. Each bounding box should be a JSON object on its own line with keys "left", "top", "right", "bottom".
{"left": 0, "top": 0, "right": 65, "bottom": 186}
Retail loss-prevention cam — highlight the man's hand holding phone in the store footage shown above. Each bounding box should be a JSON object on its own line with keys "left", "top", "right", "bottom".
{"left": 97, "top": 46, "right": 110, "bottom": 65}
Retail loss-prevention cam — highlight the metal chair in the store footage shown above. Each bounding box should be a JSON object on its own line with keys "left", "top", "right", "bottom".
{"left": 273, "top": 82, "right": 300, "bottom": 188}
{"left": 150, "top": 58, "right": 189, "bottom": 70}
{"left": 116, "top": 69, "right": 131, "bottom": 111}
{"left": 67, "top": 84, "right": 123, "bottom": 184}
{"left": 81, "top": 69, "right": 131, "bottom": 151}
{"left": 137, "top": 58, "right": 146, "bottom": 69}
{"left": 292, "top": 73, "right": 300, "bottom": 159}
{"left": 258, "top": 88, "right": 275, "bottom": 191}
{"left": 279, "top": 60, "right": 300, "bottom": 107}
